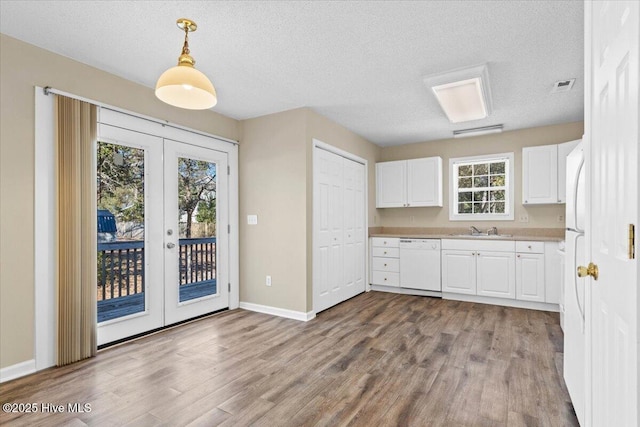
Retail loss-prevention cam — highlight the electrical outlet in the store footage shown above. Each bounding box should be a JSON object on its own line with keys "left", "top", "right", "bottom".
{"left": 247, "top": 214, "right": 258, "bottom": 225}
{"left": 519, "top": 214, "right": 529, "bottom": 223}
{"left": 266, "top": 275, "right": 272, "bottom": 286}
{"left": 557, "top": 214, "right": 564, "bottom": 222}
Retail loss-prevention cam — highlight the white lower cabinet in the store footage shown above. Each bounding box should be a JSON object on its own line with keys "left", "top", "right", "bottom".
{"left": 516, "top": 253, "right": 545, "bottom": 302}
{"left": 477, "top": 251, "right": 516, "bottom": 299}
{"left": 370, "top": 237, "right": 400, "bottom": 287}
{"left": 441, "top": 250, "right": 476, "bottom": 295}
{"left": 442, "top": 241, "right": 515, "bottom": 299}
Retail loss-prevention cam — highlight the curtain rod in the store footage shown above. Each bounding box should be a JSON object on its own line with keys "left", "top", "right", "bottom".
{"left": 42, "top": 86, "right": 239, "bottom": 146}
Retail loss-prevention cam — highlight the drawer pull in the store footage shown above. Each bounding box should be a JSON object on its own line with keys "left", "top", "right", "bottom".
{"left": 517, "top": 254, "right": 521, "bottom": 258}
{"left": 384, "top": 251, "right": 387, "bottom": 255}
{"left": 384, "top": 263, "right": 387, "bottom": 267}
{"left": 528, "top": 245, "right": 532, "bottom": 249}
{"left": 384, "top": 278, "right": 387, "bottom": 281}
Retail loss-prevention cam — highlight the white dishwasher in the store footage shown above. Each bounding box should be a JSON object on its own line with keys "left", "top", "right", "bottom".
{"left": 399, "top": 239, "right": 441, "bottom": 291}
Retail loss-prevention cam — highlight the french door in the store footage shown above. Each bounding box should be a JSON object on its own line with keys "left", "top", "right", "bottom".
{"left": 96, "top": 123, "right": 229, "bottom": 345}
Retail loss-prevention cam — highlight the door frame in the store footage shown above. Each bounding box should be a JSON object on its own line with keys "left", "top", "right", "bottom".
{"left": 33, "top": 91, "right": 238, "bottom": 372}
{"left": 312, "top": 138, "right": 369, "bottom": 315}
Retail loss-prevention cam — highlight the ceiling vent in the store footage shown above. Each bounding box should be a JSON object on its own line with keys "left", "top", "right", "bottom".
{"left": 551, "top": 79, "right": 576, "bottom": 93}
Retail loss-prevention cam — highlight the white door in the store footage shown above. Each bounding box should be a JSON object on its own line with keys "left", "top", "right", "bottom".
{"left": 441, "top": 250, "right": 476, "bottom": 295}
{"left": 586, "top": 1, "right": 638, "bottom": 426}
{"left": 342, "top": 157, "right": 366, "bottom": 301}
{"left": 97, "top": 126, "right": 231, "bottom": 345}
{"left": 96, "top": 124, "right": 164, "bottom": 345}
{"left": 313, "top": 145, "right": 366, "bottom": 313}
{"left": 163, "top": 139, "right": 229, "bottom": 325}
{"left": 376, "top": 160, "right": 406, "bottom": 208}
{"left": 476, "top": 251, "right": 516, "bottom": 299}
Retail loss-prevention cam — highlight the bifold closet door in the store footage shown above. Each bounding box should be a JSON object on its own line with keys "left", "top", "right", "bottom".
{"left": 314, "top": 147, "right": 366, "bottom": 313}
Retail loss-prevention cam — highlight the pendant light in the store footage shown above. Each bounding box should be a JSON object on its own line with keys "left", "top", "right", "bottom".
{"left": 155, "top": 18, "right": 217, "bottom": 110}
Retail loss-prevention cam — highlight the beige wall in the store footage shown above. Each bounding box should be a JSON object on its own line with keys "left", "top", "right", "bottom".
{"left": 0, "top": 34, "right": 240, "bottom": 369}
{"left": 377, "top": 122, "right": 584, "bottom": 229}
{"left": 239, "top": 108, "right": 308, "bottom": 312}
{"left": 239, "top": 108, "right": 380, "bottom": 313}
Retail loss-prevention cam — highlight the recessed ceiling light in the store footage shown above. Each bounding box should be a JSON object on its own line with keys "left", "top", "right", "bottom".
{"left": 424, "top": 64, "right": 493, "bottom": 124}
{"left": 453, "top": 124, "right": 503, "bottom": 138}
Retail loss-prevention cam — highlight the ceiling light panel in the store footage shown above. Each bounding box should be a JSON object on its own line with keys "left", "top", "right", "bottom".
{"left": 432, "top": 77, "right": 487, "bottom": 123}
{"left": 424, "top": 64, "right": 493, "bottom": 125}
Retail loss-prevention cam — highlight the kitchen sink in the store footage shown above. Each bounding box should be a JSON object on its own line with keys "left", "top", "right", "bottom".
{"left": 448, "top": 233, "right": 513, "bottom": 238}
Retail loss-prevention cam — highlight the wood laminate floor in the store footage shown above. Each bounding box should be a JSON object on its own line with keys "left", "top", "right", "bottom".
{"left": 0, "top": 292, "right": 578, "bottom": 426}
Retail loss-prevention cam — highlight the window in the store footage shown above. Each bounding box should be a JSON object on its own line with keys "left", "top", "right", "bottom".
{"left": 449, "top": 152, "right": 514, "bottom": 221}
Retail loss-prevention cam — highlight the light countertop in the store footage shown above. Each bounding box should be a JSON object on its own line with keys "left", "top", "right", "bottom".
{"left": 368, "top": 227, "right": 565, "bottom": 242}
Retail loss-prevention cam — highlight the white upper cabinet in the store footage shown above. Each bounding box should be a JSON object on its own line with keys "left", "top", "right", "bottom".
{"left": 376, "top": 157, "right": 443, "bottom": 208}
{"left": 407, "top": 157, "right": 443, "bottom": 207}
{"left": 522, "top": 139, "right": 580, "bottom": 205}
{"left": 523, "top": 144, "right": 558, "bottom": 204}
{"left": 556, "top": 139, "right": 580, "bottom": 203}
{"left": 376, "top": 160, "right": 406, "bottom": 208}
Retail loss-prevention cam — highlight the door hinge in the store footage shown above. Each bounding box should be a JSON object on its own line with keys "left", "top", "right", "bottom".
{"left": 227, "top": 165, "right": 230, "bottom": 175}
{"left": 228, "top": 224, "right": 231, "bottom": 234}
{"left": 629, "top": 224, "right": 635, "bottom": 259}
{"left": 228, "top": 283, "right": 231, "bottom": 292}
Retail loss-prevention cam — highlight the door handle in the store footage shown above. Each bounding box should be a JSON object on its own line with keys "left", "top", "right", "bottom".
{"left": 577, "top": 262, "right": 598, "bottom": 280}
{"left": 166, "top": 242, "right": 176, "bottom": 249}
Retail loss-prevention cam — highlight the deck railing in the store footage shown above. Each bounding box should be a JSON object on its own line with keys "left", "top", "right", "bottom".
{"left": 97, "top": 237, "right": 216, "bottom": 302}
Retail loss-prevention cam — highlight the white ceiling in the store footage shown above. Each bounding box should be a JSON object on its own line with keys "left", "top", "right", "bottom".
{"left": 0, "top": 1, "right": 584, "bottom": 146}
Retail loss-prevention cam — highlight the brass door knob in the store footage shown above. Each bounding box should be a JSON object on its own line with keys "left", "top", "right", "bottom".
{"left": 577, "top": 262, "right": 599, "bottom": 280}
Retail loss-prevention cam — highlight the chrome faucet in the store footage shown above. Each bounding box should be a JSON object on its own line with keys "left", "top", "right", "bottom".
{"left": 487, "top": 227, "right": 498, "bottom": 236}
{"left": 469, "top": 226, "right": 482, "bottom": 235}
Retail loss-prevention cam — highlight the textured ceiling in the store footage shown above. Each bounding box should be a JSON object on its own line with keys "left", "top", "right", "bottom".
{"left": 0, "top": 1, "right": 584, "bottom": 146}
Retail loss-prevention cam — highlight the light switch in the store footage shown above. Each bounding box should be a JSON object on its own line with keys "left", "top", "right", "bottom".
{"left": 247, "top": 214, "right": 258, "bottom": 225}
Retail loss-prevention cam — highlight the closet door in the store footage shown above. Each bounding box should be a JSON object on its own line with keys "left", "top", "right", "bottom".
{"left": 314, "top": 148, "right": 343, "bottom": 312}
{"left": 343, "top": 157, "right": 366, "bottom": 302}
{"left": 314, "top": 146, "right": 366, "bottom": 313}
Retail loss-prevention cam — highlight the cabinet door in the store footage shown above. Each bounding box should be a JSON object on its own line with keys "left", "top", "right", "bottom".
{"left": 523, "top": 145, "right": 558, "bottom": 204}
{"left": 557, "top": 139, "right": 581, "bottom": 203}
{"left": 477, "top": 251, "right": 516, "bottom": 299}
{"left": 516, "top": 253, "right": 545, "bottom": 302}
{"left": 376, "top": 161, "right": 406, "bottom": 208}
{"left": 441, "top": 250, "right": 476, "bottom": 295}
{"left": 407, "top": 157, "right": 443, "bottom": 207}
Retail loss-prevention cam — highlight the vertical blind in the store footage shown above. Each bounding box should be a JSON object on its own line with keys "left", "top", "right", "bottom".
{"left": 56, "top": 95, "right": 97, "bottom": 365}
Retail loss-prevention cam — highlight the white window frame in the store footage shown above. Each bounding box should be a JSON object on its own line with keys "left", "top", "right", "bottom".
{"left": 449, "top": 152, "right": 514, "bottom": 221}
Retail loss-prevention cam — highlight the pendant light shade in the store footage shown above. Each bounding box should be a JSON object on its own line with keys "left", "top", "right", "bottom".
{"left": 155, "top": 18, "right": 217, "bottom": 110}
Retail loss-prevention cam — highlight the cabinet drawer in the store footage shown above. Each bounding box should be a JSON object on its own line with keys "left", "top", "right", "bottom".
{"left": 372, "top": 257, "right": 400, "bottom": 272}
{"left": 372, "top": 247, "right": 400, "bottom": 258}
{"left": 516, "top": 241, "right": 544, "bottom": 254}
{"left": 371, "top": 271, "right": 400, "bottom": 287}
{"left": 371, "top": 237, "right": 400, "bottom": 248}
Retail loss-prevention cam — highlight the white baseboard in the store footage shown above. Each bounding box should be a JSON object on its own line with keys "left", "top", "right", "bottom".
{"left": 442, "top": 293, "right": 560, "bottom": 312}
{"left": 370, "top": 285, "right": 442, "bottom": 298}
{"left": 239, "top": 302, "right": 316, "bottom": 322}
{"left": 0, "top": 359, "right": 36, "bottom": 383}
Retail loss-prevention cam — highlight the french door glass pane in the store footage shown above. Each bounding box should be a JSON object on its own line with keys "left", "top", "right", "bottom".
{"left": 96, "top": 141, "right": 145, "bottom": 322}
{"left": 177, "top": 157, "right": 218, "bottom": 302}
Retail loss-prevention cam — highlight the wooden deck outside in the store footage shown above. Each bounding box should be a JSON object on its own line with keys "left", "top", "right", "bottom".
{"left": 97, "top": 280, "right": 217, "bottom": 322}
